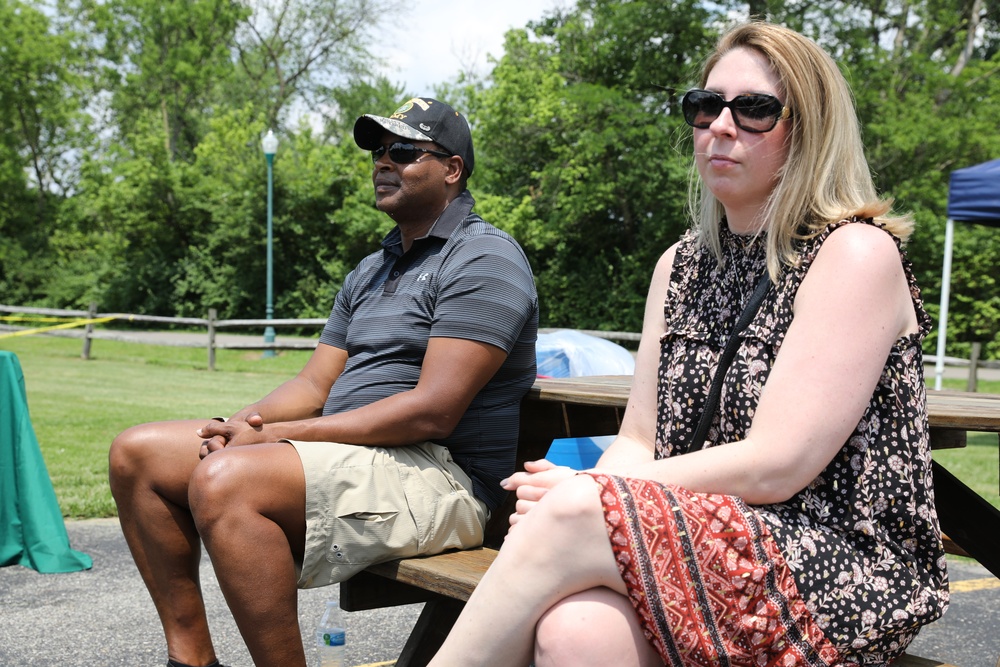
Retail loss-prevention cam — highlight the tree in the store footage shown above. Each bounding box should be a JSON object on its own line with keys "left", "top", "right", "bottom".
{"left": 231, "top": 0, "right": 403, "bottom": 130}
{"left": 52, "top": 115, "right": 195, "bottom": 312}
{"left": 471, "top": 0, "right": 722, "bottom": 331}
{"left": 171, "top": 106, "right": 392, "bottom": 321}
{"left": 77, "top": 0, "right": 248, "bottom": 161}
{"left": 471, "top": 0, "right": 1000, "bottom": 355}
{"left": 39, "top": 0, "right": 409, "bottom": 316}
{"left": 322, "top": 76, "right": 407, "bottom": 141}
{"left": 0, "top": 0, "right": 89, "bottom": 304}
{"left": 5, "top": 0, "right": 999, "bottom": 362}
{"left": 770, "top": 0, "right": 1000, "bottom": 356}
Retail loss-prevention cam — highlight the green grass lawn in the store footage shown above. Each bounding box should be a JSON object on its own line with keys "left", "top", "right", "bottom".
{"left": 2, "top": 334, "right": 313, "bottom": 517}
{"left": 2, "top": 334, "right": 998, "bottom": 518}
{"left": 932, "top": 432, "right": 1000, "bottom": 511}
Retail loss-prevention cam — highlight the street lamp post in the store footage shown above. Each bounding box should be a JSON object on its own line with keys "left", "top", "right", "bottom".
{"left": 262, "top": 130, "right": 278, "bottom": 358}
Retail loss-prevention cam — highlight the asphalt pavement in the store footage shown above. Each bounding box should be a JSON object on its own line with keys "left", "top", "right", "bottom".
{"left": 0, "top": 518, "right": 421, "bottom": 667}
{"left": 0, "top": 517, "right": 998, "bottom": 667}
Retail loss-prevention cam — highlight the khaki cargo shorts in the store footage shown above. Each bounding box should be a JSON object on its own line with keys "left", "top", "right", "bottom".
{"left": 288, "top": 439, "right": 488, "bottom": 588}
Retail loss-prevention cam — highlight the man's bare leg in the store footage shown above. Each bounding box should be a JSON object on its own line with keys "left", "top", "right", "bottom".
{"left": 189, "top": 442, "right": 309, "bottom": 667}
{"left": 109, "top": 420, "right": 221, "bottom": 667}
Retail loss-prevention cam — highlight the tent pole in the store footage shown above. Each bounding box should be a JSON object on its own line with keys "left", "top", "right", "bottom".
{"left": 934, "top": 218, "right": 955, "bottom": 391}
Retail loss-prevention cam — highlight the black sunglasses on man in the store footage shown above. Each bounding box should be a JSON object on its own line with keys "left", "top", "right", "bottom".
{"left": 371, "top": 142, "right": 453, "bottom": 165}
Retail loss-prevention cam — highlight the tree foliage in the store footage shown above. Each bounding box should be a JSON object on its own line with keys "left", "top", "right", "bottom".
{"left": 232, "top": 0, "right": 401, "bottom": 130}
{"left": 770, "top": 0, "right": 1000, "bottom": 358}
{"left": 472, "top": 1, "right": 716, "bottom": 330}
{"left": 16, "top": 0, "right": 405, "bottom": 323}
{"left": 467, "top": 0, "right": 1000, "bottom": 351}
{"left": 0, "top": 0, "right": 89, "bottom": 302}
{"left": 2, "top": 0, "right": 999, "bottom": 359}
{"left": 77, "top": 0, "right": 248, "bottom": 160}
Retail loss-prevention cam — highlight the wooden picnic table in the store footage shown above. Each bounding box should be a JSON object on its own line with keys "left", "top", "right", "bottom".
{"left": 524, "top": 375, "right": 1000, "bottom": 434}
{"left": 504, "top": 376, "right": 1000, "bottom": 577}
{"left": 343, "top": 376, "right": 1000, "bottom": 666}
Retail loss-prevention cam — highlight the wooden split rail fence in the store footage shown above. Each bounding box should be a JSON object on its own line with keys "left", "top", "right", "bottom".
{"left": 0, "top": 304, "right": 992, "bottom": 385}
{"left": 0, "top": 304, "right": 641, "bottom": 371}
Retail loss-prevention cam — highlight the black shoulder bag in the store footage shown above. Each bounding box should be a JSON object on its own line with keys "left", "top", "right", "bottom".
{"left": 688, "top": 273, "right": 772, "bottom": 452}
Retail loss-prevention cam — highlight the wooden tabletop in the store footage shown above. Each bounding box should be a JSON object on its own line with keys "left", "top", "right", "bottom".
{"left": 529, "top": 376, "right": 1000, "bottom": 433}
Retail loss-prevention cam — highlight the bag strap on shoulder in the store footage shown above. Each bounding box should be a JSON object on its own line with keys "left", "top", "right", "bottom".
{"left": 688, "top": 273, "right": 772, "bottom": 452}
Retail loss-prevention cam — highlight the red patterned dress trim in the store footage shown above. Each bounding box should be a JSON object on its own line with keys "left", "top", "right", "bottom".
{"left": 590, "top": 473, "right": 853, "bottom": 667}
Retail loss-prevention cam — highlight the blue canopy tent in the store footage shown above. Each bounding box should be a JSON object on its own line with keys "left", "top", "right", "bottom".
{"left": 934, "top": 159, "right": 1000, "bottom": 389}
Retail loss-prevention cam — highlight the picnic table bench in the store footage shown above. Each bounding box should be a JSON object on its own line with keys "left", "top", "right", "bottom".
{"left": 340, "top": 377, "right": 1000, "bottom": 667}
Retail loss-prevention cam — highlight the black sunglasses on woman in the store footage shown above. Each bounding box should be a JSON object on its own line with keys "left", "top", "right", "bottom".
{"left": 682, "top": 89, "right": 792, "bottom": 133}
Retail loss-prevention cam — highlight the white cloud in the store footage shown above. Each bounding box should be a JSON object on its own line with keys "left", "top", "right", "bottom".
{"left": 380, "top": 0, "right": 562, "bottom": 95}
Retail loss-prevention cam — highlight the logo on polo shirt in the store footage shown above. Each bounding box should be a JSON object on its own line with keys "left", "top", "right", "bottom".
{"left": 417, "top": 273, "right": 431, "bottom": 281}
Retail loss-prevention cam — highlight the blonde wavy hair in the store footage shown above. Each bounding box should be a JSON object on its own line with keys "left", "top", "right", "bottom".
{"left": 689, "top": 22, "right": 913, "bottom": 281}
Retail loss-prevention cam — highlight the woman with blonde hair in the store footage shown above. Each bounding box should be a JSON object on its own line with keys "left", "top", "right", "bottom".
{"left": 429, "top": 21, "right": 947, "bottom": 667}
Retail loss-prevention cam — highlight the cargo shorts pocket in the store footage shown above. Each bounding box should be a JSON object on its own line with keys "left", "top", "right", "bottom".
{"left": 325, "top": 463, "right": 416, "bottom": 567}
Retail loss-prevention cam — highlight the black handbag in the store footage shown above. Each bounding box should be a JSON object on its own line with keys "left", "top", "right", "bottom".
{"left": 688, "top": 273, "right": 772, "bottom": 452}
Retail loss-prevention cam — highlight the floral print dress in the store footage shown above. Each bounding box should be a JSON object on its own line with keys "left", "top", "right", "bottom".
{"left": 593, "top": 219, "right": 948, "bottom": 666}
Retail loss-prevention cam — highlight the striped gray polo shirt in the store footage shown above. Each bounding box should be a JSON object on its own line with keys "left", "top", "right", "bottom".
{"left": 318, "top": 191, "right": 538, "bottom": 511}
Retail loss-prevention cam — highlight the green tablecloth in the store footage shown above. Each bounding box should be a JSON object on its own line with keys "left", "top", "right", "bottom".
{"left": 1, "top": 350, "right": 92, "bottom": 573}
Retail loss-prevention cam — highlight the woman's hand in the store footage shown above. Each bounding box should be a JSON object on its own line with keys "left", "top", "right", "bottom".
{"left": 502, "top": 459, "right": 578, "bottom": 528}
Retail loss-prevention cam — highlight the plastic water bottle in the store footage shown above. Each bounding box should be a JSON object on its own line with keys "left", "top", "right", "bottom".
{"left": 315, "top": 598, "right": 346, "bottom": 667}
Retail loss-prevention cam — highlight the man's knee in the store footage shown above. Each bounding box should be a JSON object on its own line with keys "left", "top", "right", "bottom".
{"left": 188, "top": 450, "right": 246, "bottom": 518}
{"left": 110, "top": 420, "right": 207, "bottom": 499}
{"left": 108, "top": 423, "right": 159, "bottom": 488}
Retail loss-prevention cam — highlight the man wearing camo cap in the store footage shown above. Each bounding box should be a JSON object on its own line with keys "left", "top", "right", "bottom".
{"left": 110, "top": 97, "right": 538, "bottom": 666}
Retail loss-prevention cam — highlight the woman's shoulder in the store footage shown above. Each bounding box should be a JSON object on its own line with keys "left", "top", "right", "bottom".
{"left": 654, "top": 238, "right": 684, "bottom": 274}
{"left": 773, "top": 218, "right": 910, "bottom": 332}
{"left": 795, "top": 219, "right": 917, "bottom": 335}
{"left": 814, "top": 215, "right": 898, "bottom": 241}
{"left": 798, "top": 217, "right": 902, "bottom": 275}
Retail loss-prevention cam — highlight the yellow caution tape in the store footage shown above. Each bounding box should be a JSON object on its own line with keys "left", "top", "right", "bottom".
{"left": 951, "top": 577, "right": 1000, "bottom": 593}
{"left": 0, "top": 316, "right": 117, "bottom": 339}
{"left": 0, "top": 315, "right": 79, "bottom": 323}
